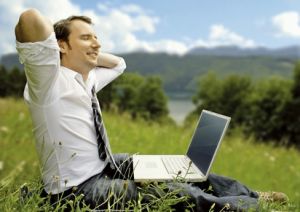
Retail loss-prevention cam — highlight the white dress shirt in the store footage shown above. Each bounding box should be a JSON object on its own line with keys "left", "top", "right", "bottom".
{"left": 16, "top": 33, "right": 126, "bottom": 194}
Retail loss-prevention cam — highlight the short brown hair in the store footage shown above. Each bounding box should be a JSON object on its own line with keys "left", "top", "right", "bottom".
{"left": 54, "top": 15, "right": 92, "bottom": 43}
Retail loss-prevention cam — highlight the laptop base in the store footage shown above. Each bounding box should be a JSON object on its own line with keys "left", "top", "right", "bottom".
{"left": 133, "top": 155, "right": 206, "bottom": 182}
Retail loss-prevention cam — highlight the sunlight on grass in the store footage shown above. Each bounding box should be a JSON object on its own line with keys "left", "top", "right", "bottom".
{"left": 1, "top": 98, "right": 299, "bottom": 210}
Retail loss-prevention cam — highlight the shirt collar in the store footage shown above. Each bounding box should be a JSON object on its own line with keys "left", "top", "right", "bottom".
{"left": 61, "top": 66, "right": 95, "bottom": 88}
{"left": 61, "top": 66, "right": 80, "bottom": 79}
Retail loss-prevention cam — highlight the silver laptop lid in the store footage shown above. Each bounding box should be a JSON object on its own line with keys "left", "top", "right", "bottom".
{"left": 186, "top": 110, "right": 231, "bottom": 177}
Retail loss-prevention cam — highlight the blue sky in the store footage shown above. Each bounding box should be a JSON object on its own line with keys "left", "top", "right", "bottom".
{"left": 1, "top": 0, "right": 300, "bottom": 56}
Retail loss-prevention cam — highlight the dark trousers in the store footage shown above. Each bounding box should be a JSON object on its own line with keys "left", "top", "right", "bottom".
{"left": 47, "top": 154, "right": 259, "bottom": 211}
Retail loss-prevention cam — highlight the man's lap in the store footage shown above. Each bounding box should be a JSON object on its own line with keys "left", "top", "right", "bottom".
{"left": 46, "top": 153, "right": 259, "bottom": 211}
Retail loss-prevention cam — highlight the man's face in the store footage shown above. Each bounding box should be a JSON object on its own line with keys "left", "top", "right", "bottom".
{"left": 60, "top": 20, "right": 101, "bottom": 74}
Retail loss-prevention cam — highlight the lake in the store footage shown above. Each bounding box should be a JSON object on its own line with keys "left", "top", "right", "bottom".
{"left": 168, "top": 99, "right": 196, "bottom": 125}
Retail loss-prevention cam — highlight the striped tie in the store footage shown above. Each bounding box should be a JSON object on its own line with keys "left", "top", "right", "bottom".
{"left": 91, "top": 86, "right": 115, "bottom": 167}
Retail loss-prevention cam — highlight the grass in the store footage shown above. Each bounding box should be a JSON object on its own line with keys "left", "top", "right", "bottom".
{"left": 0, "top": 98, "right": 299, "bottom": 211}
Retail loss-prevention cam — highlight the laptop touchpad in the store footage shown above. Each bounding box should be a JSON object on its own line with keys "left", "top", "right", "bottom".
{"left": 145, "top": 161, "right": 158, "bottom": 168}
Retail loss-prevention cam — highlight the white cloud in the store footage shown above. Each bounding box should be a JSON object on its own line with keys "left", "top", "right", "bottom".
{"left": 97, "top": 3, "right": 109, "bottom": 12}
{"left": 119, "top": 4, "right": 146, "bottom": 15}
{"left": 209, "top": 24, "right": 256, "bottom": 47}
{"left": 272, "top": 11, "right": 300, "bottom": 38}
{"left": 0, "top": 1, "right": 163, "bottom": 55}
{"left": 0, "top": 1, "right": 256, "bottom": 57}
{"left": 0, "top": 0, "right": 82, "bottom": 55}
{"left": 189, "top": 24, "right": 257, "bottom": 49}
{"left": 25, "top": 0, "right": 81, "bottom": 22}
{"left": 0, "top": 0, "right": 27, "bottom": 54}
{"left": 133, "top": 40, "right": 189, "bottom": 55}
{"left": 93, "top": 3, "right": 161, "bottom": 54}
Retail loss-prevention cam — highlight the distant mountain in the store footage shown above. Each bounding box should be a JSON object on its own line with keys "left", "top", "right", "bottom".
{"left": 0, "top": 53, "right": 23, "bottom": 71}
{"left": 188, "top": 45, "right": 300, "bottom": 59}
{"left": 1, "top": 46, "right": 299, "bottom": 98}
{"left": 121, "top": 52, "right": 296, "bottom": 98}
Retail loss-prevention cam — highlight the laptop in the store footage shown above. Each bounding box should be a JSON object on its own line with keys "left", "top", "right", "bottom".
{"left": 132, "top": 110, "right": 231, "bottom": 182}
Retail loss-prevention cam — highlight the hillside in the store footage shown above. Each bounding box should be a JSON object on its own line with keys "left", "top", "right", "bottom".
{"left": 188, "top": 45, "right": 300, "bottom": 58}
{"left": 122, "top": 53, "right": 296, "bottom": 97}
{"left": 1, "top": 46, "right": 299, "bottom": 98}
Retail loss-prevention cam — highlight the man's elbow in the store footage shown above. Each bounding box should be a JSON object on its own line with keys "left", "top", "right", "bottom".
{"left": 118, "top": 57, "right": 126, "bottom": 74}
{"left": 15, "top": 8, "right": 53, "bottom": 43}
{"left": 19, "top": 8, "right": 41, "bottom": 21}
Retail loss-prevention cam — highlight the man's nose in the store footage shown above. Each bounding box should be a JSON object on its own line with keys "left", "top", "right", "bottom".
{"left": 92, "top": 38, "right": 101, "bottom": 49}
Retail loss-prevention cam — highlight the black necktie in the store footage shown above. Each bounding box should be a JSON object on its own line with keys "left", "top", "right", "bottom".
{"left": 91, "top": 86, "right": 115, "bottom": 166}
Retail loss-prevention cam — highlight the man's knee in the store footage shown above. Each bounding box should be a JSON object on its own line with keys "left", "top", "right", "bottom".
{"left": 85, "top": 179, "right": 137, "bottom": 209}
{"left": 113, "top": 153, "right": 131, "bottom": 163}
{"left": 110, "top": 179, "right": 137, "bottom": 200}
{"left": 113, "top": 153, "right": 134, "bottom": 178}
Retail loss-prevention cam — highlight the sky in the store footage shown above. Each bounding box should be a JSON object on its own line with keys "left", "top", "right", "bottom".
{"left": 1, "top": 0, "right": 300, "bottom": 56}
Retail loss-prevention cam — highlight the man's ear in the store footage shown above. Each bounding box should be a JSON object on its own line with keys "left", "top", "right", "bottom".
{"left": 58, "top": 40, "right": 68, "bottom": 54}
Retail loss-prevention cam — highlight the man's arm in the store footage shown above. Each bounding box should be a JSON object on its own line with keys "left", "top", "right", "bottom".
{"left": 15, "top": 8, "right": 53, "bottom": 43}
{"left": 97, "top": 52, "right": 122, "bottom": 69}
{"left": 15, "top": 9, "right": 59, "bottom": 105}
{"left": 94, "top": 53, "right": 126, "bottom": 91}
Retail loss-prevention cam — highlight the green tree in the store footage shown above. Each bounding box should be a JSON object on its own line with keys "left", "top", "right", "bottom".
{"left": 98, "top": 73, "right": 168, "bottom": 122}
{"left": 284, "top": 61, "right": 300, "bottom": 147}
{"left": 97, "top": 82, "right": 118, "bottom": 110}
{"left": 136, "top": 76, "right": 169, "bottom": 121}
{"left": 192, "top": 72, "right": 252, "bottom": 128}
{"left": 7, "top": 66, "right": 26, "bottom": 97}
{"left": 115, "top": 73, "right": 145, "bottom": 116}
{"left": 0, "top": 65, "right": 9, "bottom": 97}
{"left": 246, "top": 77, "right": 292, "bottom": 142}
{"left": 192, "top": 71, "right": 222, "bottom": 111}
{"left": 217, "top": 74, "right": 252, "bottom": 126}
{"left": 98, "top": 72, "right": 145, "bottom": 114}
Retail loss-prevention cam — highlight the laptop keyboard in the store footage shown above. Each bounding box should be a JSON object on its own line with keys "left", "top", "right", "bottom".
{"left": 161, "top": 156, "right": 197, "bottom": 175}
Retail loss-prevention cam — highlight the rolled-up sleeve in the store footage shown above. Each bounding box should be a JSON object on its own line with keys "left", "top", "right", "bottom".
{"left": 94, "top": 57, "right": 126, "bottom": 91}
{"left": 16, "top": 32, "right": 60, "bottom": 104}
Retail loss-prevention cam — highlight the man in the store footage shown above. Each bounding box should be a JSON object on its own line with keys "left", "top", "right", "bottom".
{"left": 15, "top": 8, "right": 136, "bottom": 208}
{"left": 15, "top": 8, "right": 288, "bottom": 211}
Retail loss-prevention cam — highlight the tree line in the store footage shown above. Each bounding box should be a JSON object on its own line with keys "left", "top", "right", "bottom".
{"left": 97, "top": 72, "right": 170, "bottom": 122}
{"left": 0, "top": 66, "right": 26, "bottom": 97}
{"left": 0, "top": 65, "right": 170, "bottom": 122}
{"left": 2, "top": 63, "right": 300, "bottom": 148}
{"left": 189, "top": 62, "right": 300, "bottom": 148}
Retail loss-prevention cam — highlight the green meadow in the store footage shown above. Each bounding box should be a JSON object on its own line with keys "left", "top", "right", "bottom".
{"left": 0, "top": 98, "right": 299, "bottom": 211}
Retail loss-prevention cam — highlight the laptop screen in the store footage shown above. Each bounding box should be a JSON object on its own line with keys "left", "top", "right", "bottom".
{"left": 186, "top": 110, "right": 230, "bottom": 176}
